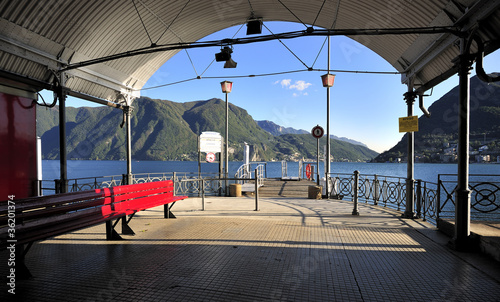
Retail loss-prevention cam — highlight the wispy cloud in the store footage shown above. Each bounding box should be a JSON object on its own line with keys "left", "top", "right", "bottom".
{"left": 289, "top": 80, "right": 312, "bottom": 91}
{"left": 274, "top": 79, "right": 292, "bottom": 87}
{"left": 275, "top": 79, "right": 312, "bottom": 92}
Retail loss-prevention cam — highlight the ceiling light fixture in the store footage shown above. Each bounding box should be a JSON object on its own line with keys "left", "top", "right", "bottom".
{"left": 215, "top": 46, "right": 237, "bottom": 68}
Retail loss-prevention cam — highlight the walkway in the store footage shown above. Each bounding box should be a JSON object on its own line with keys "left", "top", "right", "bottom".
{"left": 2, "top": 197, "right": 500, "bottom": 301}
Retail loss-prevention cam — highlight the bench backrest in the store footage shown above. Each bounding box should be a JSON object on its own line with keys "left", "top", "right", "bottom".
{"left": 0, "top": 180, "right": 177, "bottom": 245}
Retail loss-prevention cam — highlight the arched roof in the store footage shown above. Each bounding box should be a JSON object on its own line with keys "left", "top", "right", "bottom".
{"left": 0, "top": 0, "right": 499, "bottom": 104}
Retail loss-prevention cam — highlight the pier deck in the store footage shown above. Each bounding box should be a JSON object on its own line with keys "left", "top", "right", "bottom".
{"left": 1, "top": 197, "right": 499, "bottom": 301}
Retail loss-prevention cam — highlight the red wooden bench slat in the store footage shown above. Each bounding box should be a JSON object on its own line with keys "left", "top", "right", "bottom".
{"left": 0, "top": 179, "right": 187, "bottom": 249}
{"left": 0, "top": 190, "right": 106, "bottom": 213}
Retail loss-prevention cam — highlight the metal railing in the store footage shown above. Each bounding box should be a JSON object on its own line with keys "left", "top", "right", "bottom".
{"left": 41, "top": 170, "right": 499, "bottom": 225}
{"left": 254, "top": 164, "right": 265, "bottom": 188}
{"left": 328, "top": 172, "right": 500, "bottom": 225}
{"left": 235, "top": 164, "right": 251, "bottom": 184}
{"left": 281, "top": 160, "right": 287, "bottom": 178}
{"left": 437, "top": 174, "right": 500, "bottom": 222}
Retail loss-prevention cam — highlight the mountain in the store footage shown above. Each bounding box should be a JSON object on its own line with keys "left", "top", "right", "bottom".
{"left": 256, "top": 120, "right": 309, "bottom": 136}
{"left": 37, "top": 97, "right": 378, "bottom": 162}
{"left": 256, "top": 120, "right": 368, "bottom": 147}
{"left": 374, "top": 75, "right": 500, "bottom": 163}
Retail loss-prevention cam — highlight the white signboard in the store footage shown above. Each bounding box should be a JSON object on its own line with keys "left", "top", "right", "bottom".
{"left": 200, "top": 131, "right": 222, "bottom": 153}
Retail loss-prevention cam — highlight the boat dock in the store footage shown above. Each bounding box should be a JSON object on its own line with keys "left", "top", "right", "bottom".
{"left": 2, "top": 196, "right": 499, "bottom": 301}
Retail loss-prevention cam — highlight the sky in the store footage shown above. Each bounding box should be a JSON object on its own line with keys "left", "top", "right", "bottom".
{"left": 40, "top": 22, "right": 500, "bottom": 153}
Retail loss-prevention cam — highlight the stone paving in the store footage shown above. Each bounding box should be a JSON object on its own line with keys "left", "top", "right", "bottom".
{"left": 1, "top": 197, "right": 500, "bottom": 301}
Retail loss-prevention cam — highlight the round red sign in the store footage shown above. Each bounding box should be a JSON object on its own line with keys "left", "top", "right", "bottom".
{"left": 311, "top": 125, "right": 324, "bottom": 139}
{"left": 206, "top": 152, "right": 216, "bottom": 163}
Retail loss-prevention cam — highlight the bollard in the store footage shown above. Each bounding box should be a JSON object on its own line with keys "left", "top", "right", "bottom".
{"left": 352, "top": 170, "right": 360, "bottom": 215}
{"left": 416, "top": 179, "right": 422, "bottom": 218}
{"left": 201, "top": 179, "right": 205, "bottom": 211}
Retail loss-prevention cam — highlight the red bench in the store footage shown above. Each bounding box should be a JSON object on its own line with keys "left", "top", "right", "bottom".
{"left": 0, "top": 180, "right": 187, "bottom": 278}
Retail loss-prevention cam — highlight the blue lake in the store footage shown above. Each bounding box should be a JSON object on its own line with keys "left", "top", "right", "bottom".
{"left": 42, "top": 160, "right": 499, "bottom": 183}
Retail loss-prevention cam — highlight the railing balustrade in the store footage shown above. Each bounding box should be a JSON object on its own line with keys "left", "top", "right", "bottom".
{"left": 41, "top": 169, "right": 499, "bottom": 226}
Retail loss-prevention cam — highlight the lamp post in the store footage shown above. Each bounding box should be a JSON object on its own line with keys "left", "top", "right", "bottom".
{"left": 321, "top": 72, "right": 335, "bottom": 199}
{"left": 221, "top": 80, "right": 233, "bottom": 195}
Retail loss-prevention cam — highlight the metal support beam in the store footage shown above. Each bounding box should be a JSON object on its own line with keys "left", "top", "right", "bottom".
{"left": 57, "top": 73, "right": 68, "bottom": 193}
{"left": 403, "top": 80, "right": 416, "bottom": 219}
{"left": 452, "top": 37, "right": 474, "bottom": 251}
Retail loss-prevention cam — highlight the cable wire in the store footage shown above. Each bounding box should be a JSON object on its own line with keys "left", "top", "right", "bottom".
{"left": 312, "top": 0, "right": 327, "bottom": 28}
{"left": 131, "top": 0, "right": 153, "bottom": 45}
{"left": 276, "top": 0, "right": 308, "bottom": 29}
{"left": 262, "top": 23, "right": 310, "bottom": 69}
{"left": 199, "top": 23, "right": 246, "bottom": 77}
{"left": 155, "top": 0, "right": 191, "bottom": 45}
{"left": 312, "top": 0, "right": 341, "bottom": 68}
{"left": 139, "top": 67, "right": 400, "bottom": 91}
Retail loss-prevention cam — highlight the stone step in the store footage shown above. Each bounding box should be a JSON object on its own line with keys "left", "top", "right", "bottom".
{"left": 256, "top": 178, "right": 318, "bottom": 198}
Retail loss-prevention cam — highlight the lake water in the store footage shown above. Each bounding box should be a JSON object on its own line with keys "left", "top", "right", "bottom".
{"left": 42, "top": 160, "right": 500, "bottom": 183}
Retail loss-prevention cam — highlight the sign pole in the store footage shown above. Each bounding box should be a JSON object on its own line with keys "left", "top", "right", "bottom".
{"left": 311, "top": 125, "right": 324, "bottom": 187}
{"left": 316, "top": 138, "right": 320, "bottom": 185}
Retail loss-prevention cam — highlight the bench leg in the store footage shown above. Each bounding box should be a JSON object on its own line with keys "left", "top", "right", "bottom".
{"left": 164, "top": 203, "right": 176, "bottom": 219}
{"left": 121, "top": 215, "right": 135, "bottom": 236}
{"left": 106, "top": 220, "right": 123, "bottom": 240}
{"left": 15, "top": 243, "right": 33, "bottom": 280}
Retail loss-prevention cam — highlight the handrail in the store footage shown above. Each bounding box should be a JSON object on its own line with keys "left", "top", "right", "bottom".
{"left": 281, "top": 160, "right": 287, "bottom": 178}
{"left": 255, "top": 164, "right": 265, "bottom": 187}
{"left": 235, "top": 163, "right": 251, "bottom": 184}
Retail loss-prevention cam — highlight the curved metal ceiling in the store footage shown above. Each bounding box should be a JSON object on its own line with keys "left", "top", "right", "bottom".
{"left": 0, "top": 0, "right": 499, "bottom": 104}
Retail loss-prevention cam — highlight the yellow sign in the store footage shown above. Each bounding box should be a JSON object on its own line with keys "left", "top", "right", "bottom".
{"left": 399, "top": 116, "right": 419, "bottom": 132}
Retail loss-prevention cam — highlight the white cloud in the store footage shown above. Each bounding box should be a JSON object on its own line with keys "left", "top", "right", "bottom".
{"left": 289, "top": 80, "right": 312, "bottom": 91}
{"left": 280, "top": 79, "right": 292, "bottom": 87}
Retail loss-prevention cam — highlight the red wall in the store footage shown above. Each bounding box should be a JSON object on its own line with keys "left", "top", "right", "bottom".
{"left": 0, "top": 91, "right": 37, "bottom": 200}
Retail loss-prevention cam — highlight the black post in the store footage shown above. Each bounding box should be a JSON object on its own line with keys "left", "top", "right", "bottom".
{"left": 453, "top": 37, "right": 473, "bottom": 250}
{"left": 57, "top": 74, "right": 68, "bottom": 193}
{"left": 403, "top": 82, "right": 416, "bottom": 218}
{"left": 352, "top": 170, "right": 359, "bottom": 215}
{"left": 416, "top": 179, "right": 422, "bottom": 218}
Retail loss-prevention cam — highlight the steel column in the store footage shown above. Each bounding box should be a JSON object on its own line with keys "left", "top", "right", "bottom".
{"left": 225, "top": 92, "right": 229, "bottom": 196}
{"left": 125, "top": 105, "right": 132, "bottom": 185}
{"left": 453, "top": 37, "right": 473, "bottom": 250}
{"left": 325, "top": 36, "right": 331, "bottom": 199}
{"left": 57, "top": 73, "right": 68, "bottom": 193}
{"left": 403, "top": 81, "right": 416, "bottom": 218}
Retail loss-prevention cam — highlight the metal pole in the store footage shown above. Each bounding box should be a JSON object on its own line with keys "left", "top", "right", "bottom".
{"left": 201, "top": 179, "right": 205, "bottom": 211}
{"left": 403, "top": 81, "right": 416, "bottom": 218}
{"left": 454, "top": 37, "right": 473, "bottom": 250}
{"left": 57, "top": 73, "right": 68, "bottom": 193}
{"left": 317, "top": 138, "right": 320, "bottom": 185}
{"left": 352, "top": 170, "right": 360, "bottom": 215}
{"left": 225, "top": 92, "right": 229, "bottom": 196}
{"left": 254, "top": 167, "right": 259, "bottom": 211}
{"left": 326, "top": 35, "right": 331, "bottom": 199}
{"left": 125, "top": 105, "right": 132, "bottom": 185}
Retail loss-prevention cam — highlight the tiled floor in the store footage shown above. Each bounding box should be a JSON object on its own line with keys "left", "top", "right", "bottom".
{"left": 2, "top": 197, "right": 500, "bottom": 301}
